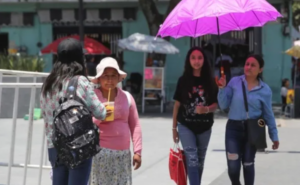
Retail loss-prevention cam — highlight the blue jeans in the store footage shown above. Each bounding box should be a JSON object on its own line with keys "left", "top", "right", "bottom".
{"left": 48, "top": 148, "right": 92, "bottom": 185}
{"left": 178, "top": 123, "right": 212, "bottom": 185}
{"left": 225, "top": 120, "right": 257, "bottom": 185}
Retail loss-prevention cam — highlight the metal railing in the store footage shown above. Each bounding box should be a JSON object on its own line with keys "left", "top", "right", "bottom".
{"left": 0, "top": 69, "right": 48, "bottom": 185}
{"left": 0, "top": 69, "right": 123, "bottom": 185}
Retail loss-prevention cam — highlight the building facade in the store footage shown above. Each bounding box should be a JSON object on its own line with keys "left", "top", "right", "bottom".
{"left": 0, "top": 0, "right": 294, "bottom": 103}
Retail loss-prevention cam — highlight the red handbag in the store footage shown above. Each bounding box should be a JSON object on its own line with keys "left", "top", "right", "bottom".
{"left": 169, "top": 144, "right": 187, "bottom": 185}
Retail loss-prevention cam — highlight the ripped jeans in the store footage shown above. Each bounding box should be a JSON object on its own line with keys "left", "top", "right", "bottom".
{"left": 178, "top": 123, "right": 212, "bottom": 185}
{"left": 225, "top": 120, "right": 257, "bottom": 185}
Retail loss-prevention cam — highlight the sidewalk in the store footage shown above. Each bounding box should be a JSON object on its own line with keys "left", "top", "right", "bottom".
{"left": 139, "top": 105, "right": 284, "bottom": 119}
{"left": 210, "top": 119, "right": 300, "bottom": 185}
{"left": 0, "top": 117, "right": 298, "bottom": 185}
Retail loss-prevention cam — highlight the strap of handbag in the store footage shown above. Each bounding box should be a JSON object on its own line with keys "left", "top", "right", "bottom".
{"left": 241, "top": 80, "right": 249, "bottom": 119}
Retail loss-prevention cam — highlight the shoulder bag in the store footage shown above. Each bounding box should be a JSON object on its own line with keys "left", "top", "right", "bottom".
{"left": 241, "top": 81, "right": 267, "bottom": 149}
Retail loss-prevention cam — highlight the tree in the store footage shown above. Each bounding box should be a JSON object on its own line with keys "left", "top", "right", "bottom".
{"left": 293, "top": 2, "right": 300, "bottom": 33}
{"left": 138, "top": 0, "right": 180, "bottom": 64}
{"left": 138, "top": 0, "right": 181, "bottom": 38}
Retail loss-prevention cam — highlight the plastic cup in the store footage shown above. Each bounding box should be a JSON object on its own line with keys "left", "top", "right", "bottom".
{"left": 103, "top": 102, "right": 114, "bottom": 121}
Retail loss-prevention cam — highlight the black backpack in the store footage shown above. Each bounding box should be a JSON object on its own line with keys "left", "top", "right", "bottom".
{"left": 52, "top": 76, "right": 101, "bottom": 169}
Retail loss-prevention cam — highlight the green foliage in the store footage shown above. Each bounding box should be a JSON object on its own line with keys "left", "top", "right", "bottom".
{"left": 0, "top": 55, "right": 45, "bottom": 72}
{"left": 292, "top": 2, "right": 300, "bottom": 31}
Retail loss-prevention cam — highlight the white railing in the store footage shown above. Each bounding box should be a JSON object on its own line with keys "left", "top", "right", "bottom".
{"left": 0, "top": 69, "right": 47, "bottom": 185}
{"left": 0, "top": 69, "right": 122, "bottom": 185}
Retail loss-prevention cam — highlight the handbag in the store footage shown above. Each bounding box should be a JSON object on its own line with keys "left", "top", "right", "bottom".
{"left": 169, "top": 143, "right": 187, "bottom": 185}
{"left": 241, "top": 81, "right": 267, "bottom": 149}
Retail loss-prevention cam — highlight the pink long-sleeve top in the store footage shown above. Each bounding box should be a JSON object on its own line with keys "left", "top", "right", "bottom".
{"left": 93, "top": 88, "right": 142, "bottom": 155}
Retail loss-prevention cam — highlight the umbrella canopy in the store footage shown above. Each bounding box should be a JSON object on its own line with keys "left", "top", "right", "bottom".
{"left": 285, "top": 46, "right": 300, "bottom": 58}
{"left": 118, "top": 33, "right": 179, "bottom": 54}
{"left": 157, "top": 0, "right": 282, "bottom": 38}
{"left": 41, "top": 35, "right": 111, "bottom": 55}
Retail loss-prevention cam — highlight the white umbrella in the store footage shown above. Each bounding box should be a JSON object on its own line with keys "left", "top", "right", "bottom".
{"left": 118, "top": 33, "right": 179, "bottom": 54}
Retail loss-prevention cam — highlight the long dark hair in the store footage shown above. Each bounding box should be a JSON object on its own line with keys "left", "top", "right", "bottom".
{"left": 41, "top": 39, "right": 87, "bottom": 97}
{"left": 181, "top": 47, "right": 217, "bottom": 103}
{"left": 246, "top": 54, "right": 264, "bottom": 80}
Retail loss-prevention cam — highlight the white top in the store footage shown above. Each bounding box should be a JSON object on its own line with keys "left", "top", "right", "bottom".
{"left": 281, "top": 87, "right": 288, "bottom": 97}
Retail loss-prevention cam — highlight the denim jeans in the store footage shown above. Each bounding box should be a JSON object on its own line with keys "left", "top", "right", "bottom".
{"left": 178, "top": 123, "right": 212, "bottom": 185}
{"left": 225, "top": 120, "right": 257, "bottom": 185}
{"left": 48, "top": 148, "right": 92, "bottom": 185}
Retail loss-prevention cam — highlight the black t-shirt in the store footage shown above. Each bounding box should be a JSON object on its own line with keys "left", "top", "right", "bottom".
{"left": 173, "top": 76, "right": 218, "bottom": 134}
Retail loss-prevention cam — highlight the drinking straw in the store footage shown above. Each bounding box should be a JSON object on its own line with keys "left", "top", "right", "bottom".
{"left": 107, "top": 88, "right": 111, "bottom": 102}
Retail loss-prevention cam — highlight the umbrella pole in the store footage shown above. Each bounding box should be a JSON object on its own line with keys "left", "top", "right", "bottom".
{"left": 216, "top": 17, "right": 224, "bottom": 78}
{"left": 215, "top": 17, "right": 224, "bottom": 85}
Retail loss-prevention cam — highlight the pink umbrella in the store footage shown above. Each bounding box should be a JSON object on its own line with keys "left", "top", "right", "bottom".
{"left": 157, "top": 0, "right": 282, "bottom": 83}
{"left": 157, "top": 0, "right": 282, "bottom": 38}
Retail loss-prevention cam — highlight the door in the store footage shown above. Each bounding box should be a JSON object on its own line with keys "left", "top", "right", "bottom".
{"left": 0, "top": 33, "right": 8, "bottom": 54}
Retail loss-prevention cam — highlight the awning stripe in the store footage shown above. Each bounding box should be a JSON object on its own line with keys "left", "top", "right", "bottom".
{"left": 38, "top": 8, "right": 136, "bottom": 23}
{"left": 0, "top": 8, "right": 136, "bottom": 26}
{"left": 0, "top": 12, "right": 34, "bottom": 26}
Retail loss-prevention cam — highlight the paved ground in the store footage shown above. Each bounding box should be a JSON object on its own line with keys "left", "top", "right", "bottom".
{"left": 210, "top": 118, "right": 300, "bottom": 185}
{"left": 0, "top": 115, "right": 299, "bottom": 185}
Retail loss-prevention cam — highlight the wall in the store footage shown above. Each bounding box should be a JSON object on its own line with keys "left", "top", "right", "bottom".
{"left": 122, "top": 3, "right": 190, "bottom": 101}
{"left": 0, "top": 16, "right": 53, "bottom": 72}
{"left": 262, "top": 23, "right": 291, "bottom": 103}
{"left": 0, "top": 4, "right": 53, "bottom": 118}
{"left": 262, "top": 0, "right": 292, "bottom": 103}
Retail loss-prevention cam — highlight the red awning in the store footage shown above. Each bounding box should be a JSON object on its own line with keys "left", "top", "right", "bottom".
{"left": 41, "top": 35, "right": 111, "bottom": 55}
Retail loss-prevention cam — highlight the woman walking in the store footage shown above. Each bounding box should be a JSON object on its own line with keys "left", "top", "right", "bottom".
{"left": 217, "top": 55, "right": 280, "bottom": 185}
{"left": 172, "top": 47, "right": 218, "bottom": 185}
{"left": 40, "top": 38, "right": 107, "bottom": 185}
{"left": 90, "top": 57, "right": 142, "bottom": 185}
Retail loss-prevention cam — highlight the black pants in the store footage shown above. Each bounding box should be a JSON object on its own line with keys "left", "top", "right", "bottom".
{"left": 282, "top": 96, "right": 287, "bottom": 113}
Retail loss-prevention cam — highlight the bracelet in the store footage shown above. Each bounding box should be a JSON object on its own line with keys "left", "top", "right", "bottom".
{"left": 172, "top": 127, "right": 177, "bottom": 130}
{"left": 206, "top": 106, "right": 209, "bottom": 114}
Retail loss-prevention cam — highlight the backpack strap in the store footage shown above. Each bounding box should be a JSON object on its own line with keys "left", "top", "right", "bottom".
{"left": 124, "top": 91, "right": 131, "bottom": 108}
{"left": 66, "top": 76, "right": 80, "bottom": 100}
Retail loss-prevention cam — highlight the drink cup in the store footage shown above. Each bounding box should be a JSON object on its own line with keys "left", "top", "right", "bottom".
{"left": 103, "top": 102, "right": 114, "bottom": 121}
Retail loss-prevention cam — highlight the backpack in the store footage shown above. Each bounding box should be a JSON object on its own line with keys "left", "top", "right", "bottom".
{"left": 52, "top": 76, "right": 100, "bottom": 169}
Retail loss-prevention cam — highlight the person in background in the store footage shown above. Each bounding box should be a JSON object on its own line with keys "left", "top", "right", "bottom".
{"left": 123, "top": 79, "right": 132, "bottom": 94}
{"left": 285, "top": 88, "right": 295, "bottom": 117}
{"left": 87, "top": 56, "right": 97, "bottom": 76}
{"left": 90, "top": 57, "right": 142, "bottom": 185}
{"left": 281, "top": 78, "right": 289, "bottom": 115}
{"left": 217, "top": 54, "right": 279, "bottom": 185}
{"left": 172, "top": 47, "right": 218, "bottom": 185}
{"left": 40, "top": 38, "right": 107, "bottom": 185}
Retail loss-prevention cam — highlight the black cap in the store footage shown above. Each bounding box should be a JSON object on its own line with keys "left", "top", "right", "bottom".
{"left": 57, "top": 38, "right": 84, "bottom": 63}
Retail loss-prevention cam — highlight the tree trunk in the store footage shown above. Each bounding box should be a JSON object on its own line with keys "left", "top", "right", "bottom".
{"left": 138, "top": 0, "right": 180, "bottom": 66}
